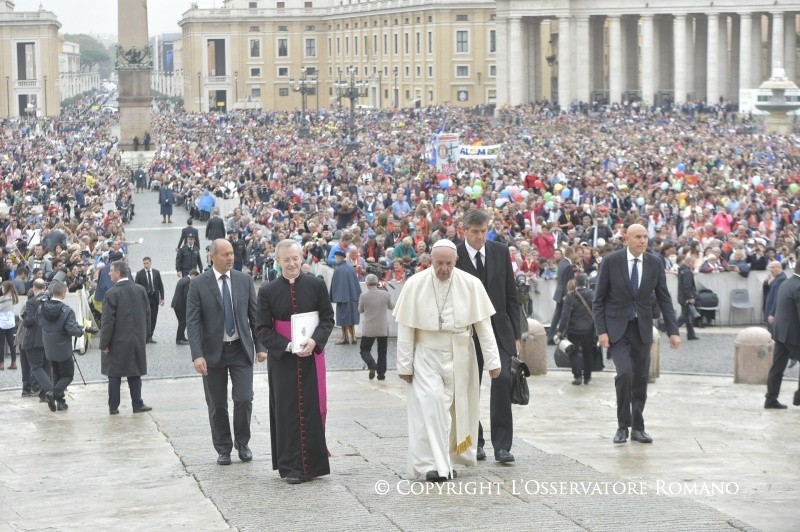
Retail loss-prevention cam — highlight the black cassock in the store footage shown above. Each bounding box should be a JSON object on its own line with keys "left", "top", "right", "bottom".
{"left": 256, "top": 274, "right": 335, "bottom": 480}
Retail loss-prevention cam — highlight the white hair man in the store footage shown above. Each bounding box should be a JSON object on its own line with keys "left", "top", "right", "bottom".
{"left": 394, "top": 239, "right": 501, "bottom": 482}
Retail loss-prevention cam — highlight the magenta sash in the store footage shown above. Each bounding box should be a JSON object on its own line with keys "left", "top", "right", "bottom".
{"left": 273, "top": 319, "right": 327, "bottom": 428}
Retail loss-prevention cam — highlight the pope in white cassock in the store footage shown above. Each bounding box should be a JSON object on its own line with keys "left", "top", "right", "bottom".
{"left": 394, "top": 239, "right": 501, "bottom": 482}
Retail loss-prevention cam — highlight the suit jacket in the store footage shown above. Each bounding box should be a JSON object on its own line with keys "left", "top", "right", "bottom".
{"left": 593, "top": 249, "right": 679, "bottom": 345}
{"left": 677, "top": 264, "right": 696, "bottom": 305}
{"left": 206, "top": 216, "right": 226, "bottom": 241}
{"left": 358, "top": 287, "right": 394, "bottom": 337}
{"left": 553, "top": 257, "right": 575, "bottom": 302}
{"left": 171, "top": 275, "right": 191, "bottom": 315}
{"left": 177, "top": 226, "right": 200, "bottom": 249}
{"left": 186, "top": 268, "right": 263, "bottom": 365}
{"left": 175, "top": 245, "right": 203, "bottom": 273}
{"left": 456, "top": 240, "right": 521, "bottom": 357}
{"left": 764, "top": 271, "right": 787, "bottom": 322}
{"left": 771, "top": 274, "right": 800, "bottom": 349}
{"left": 100, "top": 279, "right": 150, "bottom": 377}
{"left": 134, "top": 268, "right": 165, "bottom": 300}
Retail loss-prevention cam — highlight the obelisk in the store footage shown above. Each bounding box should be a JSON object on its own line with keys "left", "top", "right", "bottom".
{"left": 117, "top": 0, "right": 152, "bottom": 151}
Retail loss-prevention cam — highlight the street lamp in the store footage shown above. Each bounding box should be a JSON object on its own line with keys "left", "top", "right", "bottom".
{"left": 334, "top": 66, "right": 368, "bottom": 142}
{"left": 393, "top": 66, "right": 399, "bottom": 109}
{"left": 233, "top": 71, "right": 238, "bottom": 109}
{"left": 290, "top": 66, "right": 318, "bottom": 138}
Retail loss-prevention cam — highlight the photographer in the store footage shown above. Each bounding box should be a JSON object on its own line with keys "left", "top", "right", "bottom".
{"left": 21, "top": 279, "right": 52, "bottom": 405}
{"left": 357, "top": 274, "right": 394, "bottom": 380}
{"left": 556, "top": 274, "right": 596, "bottom": 386}
{"left": 41, "top": 281, "right": 84, "bottom": 412}
{"left": 677, "top": 255, "right": 699, "bottom": 340}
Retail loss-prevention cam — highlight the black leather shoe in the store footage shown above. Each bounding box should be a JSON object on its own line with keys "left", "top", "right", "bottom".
{"left": 794, "top": 391, "right": 800, "bottom": 407}
{"left": 176, "top": 339, "right": 189, "bottom": 345}
{"left": 133, "top": 405, "right": 153, "bottom": 413}
{"left": 56, "top": 401, "right": 68, "bottom": 412}
{"left": 217, "top": 453, "right": 232, "bottom": 465}
{"left": 572, "top": 378, "right": 582, "bottom": 385}
{"left": 425, "top": 470, "right": 446, "bottom": 482}
{"left": 45, "top": 391, "right": 56, "bottom": 412}
{"left": 476, "top": 447, "right": 486, "bottom": 461}
{"left": 631, "top": 429, "right": 653, "bottom": 443}
{"left": 286, "top": 476, "right": 305, "bottom": 484}
{"left": 368, "top": 367, "right": 376, "bottom": 380}
{"left": 764, "top": 400, "right": 788, "bottom": 409}
{"left": 495, "top": 450, "right": 515, "bottom": 463}
{"left": 234, "top": 442, "right": 253, "bottom": 462}
{"left": 377, "top": 375, "right": 385, "bottom": 381}
{"left": 613, "top": 428, "right": 628, "bottom": 444}
{"left": 109, "top": 409, "right": 120, "bottom": 415}
{"left": 21, "top": 390, "right": 32, "bottom": 397}
{"left": 687, "top": 335, "right": 699, "bottom": 340}
{"left": 583, "top": 376, "right": 592, "bottom": 385}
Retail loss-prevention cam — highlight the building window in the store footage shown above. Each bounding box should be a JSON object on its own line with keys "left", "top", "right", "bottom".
{"left": 373, "top": 35, "right": 378, "bottom": 56}
{"left": 250, "top": 67, "right": 262, "bottom": 77}
{"left": 405, "top": 66, "right": 410, "bottom": 77}
{"left": 305, "top": 2, "right": 313, "bottom": 10}
{"left": 277, "top": 1, "right": 285, "bottom": 10}
{"left": 405, "top": 89, "right": 410, "bottom": 99}
{"left": 249, "top": 26, "right": 260, "bottom": 32}
{"left": 428, "top": 65, "right": 433, "bottom": 77}
{"left": 393, "top": 33, "right": 398, "bottom": 54}
{"left": 328, "top": 38, "right": 331, "bottom": 54}
{"left": 456, "top": 65, "right": 469, "bottom": 77}
{"left": 489, "top": 30, "right": 496, "bottom": 53}
{"left": 456, "top": 31, "right": 468, "bottom": 53}
{"left": 456, "top": 14, "right": 468, "bottom": 22}
{"left": 428, "top": 31, "right": 433, "bottom": 54}
{"left": 337, "top": 37, "right": 340, "bottom": 54}
{"left": 489, "top": 65, "right": 496, "bottom": 77}
{"left": 249, "top": 39, "right": 261, "bottom": 58}
{"left": 428, "top": 89, "right": 433, "bottom": 102}
{"left": 354, "top": 36, "right": 359, "bottom": 55}
{"left": 345, "top": 36, "right": 349, "bottom": 54}
{"left": 383, "top": 34, "right": 388, "bottom": 54}
{"left": 249, "top": 2, "right": 258, "bottom": 8}
{"left": 279, "top": 87, "right": 289, "bottom": 96}
{"left": 305, "top": 38, "right": 316, "bottom": 57}
{"left": 416, "top": 32, "right": 420, "bottom": 54}
{"left": 278, "top": 25, "right": 288, "bottom": 32}
{"left": 305, "top": 25, "right": 315, "bottom": 31}
{"left": 278, "top": 67, "right": 289, "bottom": 77}
{"left": 404, "top": 33, "right": 409, "bottom": 54}
{"left": 488, "top": 89, "right": 497, "bottom": 101}
{"left": 416, "top": 66, "right": 421, "bottom": 77}
{"left": 277, "top": 38, "right": 288, "bottom": 57}
{"left": 251, "top": 87, "right": 261, "bottom": 98}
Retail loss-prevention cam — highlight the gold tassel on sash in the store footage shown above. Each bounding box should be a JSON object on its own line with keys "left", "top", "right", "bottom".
{"left": 454, "top": 434, "right": 472, "bottom": 455}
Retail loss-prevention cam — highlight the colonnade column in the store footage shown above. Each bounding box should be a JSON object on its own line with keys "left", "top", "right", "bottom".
{"left": 508, "top": 17, "right": 524, "bottom": 105}
{"left": 784, "top": 13, "right": 796, "bottom": 81}
{"left": 496, "top": 16, "right": 509, "bottom": 107}
{"left": 707, "top": 13, "right": 719, "bottom": 103}
{"left": 739, "top": 13, "right": 752, "bottom": 91}
{"left": 575, "top": 15, "right": 590, "bottom": 103}
{"left": 557, "top": 15, "right": 572, "bottom": 106}
{"left": 641, "top": 15, "right": 655, "bottom": 105}
{"left": 674, "top": 14, "right": 687, "bottom": 103}
{"left": 772, "top": 11, "right": 784, "bottom": 71}
{"left": 608, "top": 15, "right": 622, "bottom": 103}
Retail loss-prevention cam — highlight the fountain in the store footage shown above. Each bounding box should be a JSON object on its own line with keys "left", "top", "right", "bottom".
{"left": 754, "top": 68, "right": 800, "bottom": 135}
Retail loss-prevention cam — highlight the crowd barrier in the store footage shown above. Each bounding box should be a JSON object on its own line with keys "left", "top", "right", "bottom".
{"left": 308, "top": 263, "right": 770, "bottom": 338}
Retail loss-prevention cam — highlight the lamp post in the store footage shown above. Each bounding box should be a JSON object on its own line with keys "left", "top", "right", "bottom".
{"left": 43, "top": 75, "right": 47, "bottom": 116}
{"left": 289, "top": 66, "right": 317, "bottom": 138}
{"left": 335, "top": 66, "right": 368, "bottom": 142}
{"left": 393, "top": 66, "right": 399, "bottom": 109}
{"left": 233, "top": 71, "right": 238, "bottom": 110}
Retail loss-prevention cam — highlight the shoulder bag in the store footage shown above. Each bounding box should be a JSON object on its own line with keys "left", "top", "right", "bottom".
{"left": 510, "top": 355, "right": 531, "bottom": 405}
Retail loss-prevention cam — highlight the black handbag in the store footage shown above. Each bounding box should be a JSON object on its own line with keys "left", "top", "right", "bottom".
{"left": 554, "top": 346, "right": 571, "bottom": 368}
{"left": 510, "top": 356, "right": 531, "bottom": 405}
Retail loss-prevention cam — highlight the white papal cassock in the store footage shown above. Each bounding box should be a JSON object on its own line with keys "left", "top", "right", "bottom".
{"left": 394, "top": 266, "right": 501, "bottom": 480}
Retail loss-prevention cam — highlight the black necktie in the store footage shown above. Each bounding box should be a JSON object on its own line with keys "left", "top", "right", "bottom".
{"left": 476, "top": 251, "right": 486, "bottom": 285}
{"left": 221, "top": 274, "right": 235, "bottom": 336}
{"left": 147, "top": 270, "right": 154, "bottom": 294}
{"left": 630, "top": 258, "right": 639, "bottom": 320}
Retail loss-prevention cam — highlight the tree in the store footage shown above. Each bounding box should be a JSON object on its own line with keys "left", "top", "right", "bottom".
{"left": 64, "top": 34, "right": 112, "bottom": 73}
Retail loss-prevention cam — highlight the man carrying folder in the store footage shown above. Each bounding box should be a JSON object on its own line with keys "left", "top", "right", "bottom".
{"left": 256, "top": 240, "right": 335, "bottom": 484}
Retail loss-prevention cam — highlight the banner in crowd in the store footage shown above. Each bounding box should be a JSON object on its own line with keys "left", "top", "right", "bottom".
{"left": 457, "top": 144, "right": 502, "bottom": 159}
{"left": 431, "top": 132, "right": 460, "bottom": 173}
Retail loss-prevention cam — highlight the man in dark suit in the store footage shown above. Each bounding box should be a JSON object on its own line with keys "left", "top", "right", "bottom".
{"left": 172, "top": 269, "right": 198, "bottom": 345}
{"left": 764, "top": 260, "right": 787, "bottom": 334}
{"left": 765, "top": 260, "right": 800, "bottom": 409}
{"left": 205, "top": 208, "right": 226, "bottom": 242}
{"left": 548, "top": 246, "right": 576, "bottom": 344}
{"left": 177, "top": 218, "right": 200, "bottom": 251}
{"left": 676, "top": 255, "right": 699, "bottom": 340}
{"left": 593, "top": 224, "right": 680, "bottom": 444}
{"left": 100, "top": 260, "right": 152, "bottom": 415}
{"left": 456, "top": 209, "right": 521, "bottom": 464}
{"left": 176, "top": 235, "right": 203, "bottom": 277}
{"left": 134, "top": 257, "right": 164, "bottom": 344}
{"left": 187, "top": 238, "right": 267, "bottom": 465}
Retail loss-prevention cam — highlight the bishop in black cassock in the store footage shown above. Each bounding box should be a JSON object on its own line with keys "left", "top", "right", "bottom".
{"left": 256, "top": 269, "right": 335, "bottom": 483}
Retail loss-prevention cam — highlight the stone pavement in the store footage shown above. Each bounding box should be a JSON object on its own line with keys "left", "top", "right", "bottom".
{"left": 2, "top": 370, "right": 798, "bottom": 531}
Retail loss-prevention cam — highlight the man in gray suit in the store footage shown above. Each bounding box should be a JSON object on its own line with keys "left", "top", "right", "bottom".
{"left": 187, "top": 239, "right": 267, "bottom": 465}
{"left": 593, "top": 224, "right": 680, "bottom": 444}
{"left": 358, "top": 274, "right": 394, "bottom": 380}
{"left": 765, "top": 260, "right": 800, "bottom": 409}
{"left": 548, "top": 247, "right": 575, "bottom": 344}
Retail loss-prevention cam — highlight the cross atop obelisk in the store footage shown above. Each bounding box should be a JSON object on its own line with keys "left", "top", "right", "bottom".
{"left": 117, "top": 0, "right": 153, "bottom": 152}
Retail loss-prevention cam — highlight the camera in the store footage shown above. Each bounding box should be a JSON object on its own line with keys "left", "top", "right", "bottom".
{"left": 35, "top": 291, "right": 51, "bottom": 303}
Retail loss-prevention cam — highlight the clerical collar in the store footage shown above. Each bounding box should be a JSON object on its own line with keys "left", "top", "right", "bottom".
{"left": 282, "top": 273, "right": 300, "bottom": 284}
